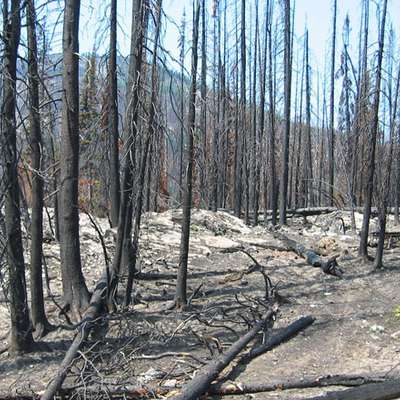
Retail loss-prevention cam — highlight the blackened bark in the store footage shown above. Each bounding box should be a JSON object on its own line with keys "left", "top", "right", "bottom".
{"left": 278, "top": 0, "right": 291, "bottom": 224}
{"left": 267, "top": 0, "right": 277, "bottom": 225}
{"left": 373, "top": 59, "right": 399, "bottom": 269}
{"left": 359, "top": 0, "right": 387, "bottom": 258}
{"left": 175, "top": 1, "right": 200, "bottom": 309}
{"left": 234, "top": 0, "right": 246, "bottom": 218}
{"left": 124, "top": 0, "right": 162, "bottom": 306}
{"left": 108, "top": 0, "right": 120, "bottom": 227}
{"left": 110, "top": 0, "right": 145, "bottom": 295}
{"left": 304, "top": 29, "right": 313, "bottom": 206}
{"left": 2, "top": 0, "right": 34, "bottom": 353}
{"left": 200, "top": 0, "right": 207, "bottom": 207}
{"left": 328, "top": 0, "right": 337, "bottom": 206}
{"left": 60, "top": 0, "right": 90, "bottom": 319}
{"left": 251, "top": 0, "right": 259, "bottom": 225}
{"left": 26, "top": 0, "right": 51, "bottom": 336}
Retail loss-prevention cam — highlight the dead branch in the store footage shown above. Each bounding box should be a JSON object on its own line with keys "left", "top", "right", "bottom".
{"left": 133, "top": 351, "right": 206, "bottom": 365}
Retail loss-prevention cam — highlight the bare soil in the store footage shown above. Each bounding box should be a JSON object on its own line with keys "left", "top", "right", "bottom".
{"left": 1, "top": 209, "right": 400, "bottom": 399}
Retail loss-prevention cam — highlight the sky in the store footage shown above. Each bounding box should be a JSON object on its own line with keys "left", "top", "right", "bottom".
{"left": 74, "top": 0, "right": 400, "bottom": 74}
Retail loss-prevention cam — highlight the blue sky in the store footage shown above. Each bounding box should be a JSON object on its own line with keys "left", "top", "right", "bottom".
{"left": 75, "top": 0, "right": 400, "bottom": 74}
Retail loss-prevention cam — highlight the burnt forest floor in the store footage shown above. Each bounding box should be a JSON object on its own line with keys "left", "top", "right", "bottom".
{"left": 1, "top": 208, "right": 400, "bottom": 399}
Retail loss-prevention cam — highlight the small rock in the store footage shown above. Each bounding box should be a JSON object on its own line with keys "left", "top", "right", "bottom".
{"left": 163, "top": 379, "right": 177, "bottom": 388}
{"left": 370, "top": 324, "right": 385, "bottom": 333}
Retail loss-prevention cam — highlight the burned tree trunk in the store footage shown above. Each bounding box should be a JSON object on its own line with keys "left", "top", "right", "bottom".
{"left": 175, "top": 1, "right": 200, "bottom": 309}
{"left": 108, "top": 0, "right": 120, "bottom": 227}
{"left": 234, "top": 0, "right": 246, "bottom": 218}
{"left": 359, "top": 0, "right": 387, "bottom": 259}
{"left": 124, "top": 0, "right": 162, "bottom": 306}
{"left": 328, "top": 0, "right": 337, "bottom": 206}
{"left": 273, "top": 232, "right": 343, "bottom": 277}
{"left": 278, "top": 0, "right": 292, "bottom": 224}
{"left": 26, "top": 0, "right": 51, "bottom": 336}
{"left": 267, "top": 0, "right": 277, "bottom": 225}
{"left": 110, "top": 0, "right": 146, "bottom": 293}
{"left": 2, "top": 0, "right": 35, "bottom": 354}
{"left": 200, "top": 0, "right": 207, "bottom": 206}
{"left": 59, "top": 0, "right": 90, "bottom": 319}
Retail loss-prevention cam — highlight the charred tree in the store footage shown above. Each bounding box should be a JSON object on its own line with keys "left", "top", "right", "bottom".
{"left": 2, "top": 0, "right": 35, "bottom": 353}
{"left": 108, "top": 0, "right": 120, "bottom": 227}
{"left": 359, "top": 0, "right": 387, "bottom": 259}
{"left": 234, "top": 0, "right": 246, "bottom": 218}
{"left": 124, "top": 0, "right": 162, "bottom": 306}
{"left": 278, "top": 0, "right": 292, "bottom": 224}
{"left": 59, "top": 0, "right": 90, "bottom": 319}
{"left": 328, "top": 0, "right": 337, "bottom": 205}
{"left": 267, "top": 0, "right": 277, "bottom": 224}
{"left": 200, "top": 0, "right": 207, "bottom": 206}
{"left": 26, "top": 0, "right": 52, "bottom": 336}
{"left": 110, "top": 0, "right": 146, "bottom": 295}
{"left": 175, "top": 1, "right": 200, "bottom": 309}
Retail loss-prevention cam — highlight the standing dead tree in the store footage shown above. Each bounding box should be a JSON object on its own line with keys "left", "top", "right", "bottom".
{"left": 175, "top": 0, "right": 201, "bottom": 310}
{"left": 108, "top": 0, "right": 120, "bottom": 227}
{"left": 278, "top": 0, "right": 292, "bottom": 224}
{"left": 373, "top": 40, "right": 400, "bottom": 270}
{"left": 124, "top": 0, "right": 163, "bottom": 306}
{"left": 2, "top": 0, "right": 35, "bottom": 354}
{"left": 358, "top": 0, "right": 388, "bottom": 259}
{"left": 328, "top": 0, "right": 337, "bottom": 206}
{"left": 59, "top": 0, "right": 91, "bottom": 319}
{"left": 26, "top": 0, "right": 52, "bottom": 337}
{"left": 110, "top": 0, "right": 146, "bottom": 295}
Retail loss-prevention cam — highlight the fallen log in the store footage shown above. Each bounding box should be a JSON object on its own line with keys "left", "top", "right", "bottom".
{"left": 135, "top": 271, "right": 176, "bottom": 280}
{"left": 304, "top": 378, "right": 400, "bottom": 400}
{"left": 217, "top": 316, "right": 315, "bottom": 384}
{"left": 242, "top": 315, "right": 315, "bottom": 362}
{"left": 208, "top": 374, "right": 386, "bottom": 396}
{"left": 54, "top": 374, "right": 385, "bottom": 399}
{"left": 170, "top": 309, "right": 276, "bottom": 400}
{"left": 273, "top": 232, "right": 343, "bottom": 277}
{"left": 263, "top": 206, "right": 398, "bottom": 219}
{"left": 56, "top": 373, "right": 384, "bottom": 399}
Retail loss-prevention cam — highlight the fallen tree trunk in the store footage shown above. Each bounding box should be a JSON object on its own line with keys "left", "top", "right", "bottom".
{"left": 273, "top": 232, "right": 343, "bottom": 277}
{"left": 208, "top": 374, "right": 386, "bottom": 396}
{"left": 218, "top": 316, "right": 315, "bottom": 384}
{"left": 261, "top": 206, "right": 398, "bottom": 219}
{"left": 304, "top": 379, "right": 400, "bottom": 400}
{"left": 170, "top": 310, "right": 276, "bottom": 400}
{"left": 54, "top": 374, "right": 385, "bottom": 399}
{"left": 243, "top": 315, "right": 315, "bottom": 362}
